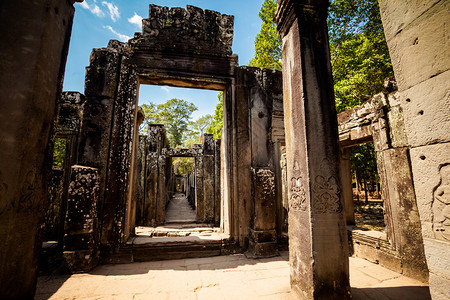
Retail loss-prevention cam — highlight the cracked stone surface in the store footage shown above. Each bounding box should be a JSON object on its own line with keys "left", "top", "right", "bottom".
{"left": 36, "top": 252, "right": 430, "bottom": 300}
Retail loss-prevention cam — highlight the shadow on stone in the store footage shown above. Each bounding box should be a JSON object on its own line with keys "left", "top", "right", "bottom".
{"left": 352, "top": 286, "right": 431, "bottom": 300}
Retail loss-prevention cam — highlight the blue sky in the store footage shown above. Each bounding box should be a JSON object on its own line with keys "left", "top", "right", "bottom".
{"left": 64, "top": 0, "right": 265, "bottom": 120}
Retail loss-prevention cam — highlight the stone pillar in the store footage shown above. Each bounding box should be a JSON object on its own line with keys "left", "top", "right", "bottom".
{"left": 195, "top": 151, "right": 205, "bottom": 222}
{"left": 248, "top": 168, "right": 278, "bottom": 258}
{"left": 144, "top": 152, "right": 158, "bottom": 226}
{"left": 340, "top": 147, "right": 355, "bottom": 225}
{"left": 103, "top": 57, "right": 138, "bottom": 250}
{"left": 77, "top": 48, "right": 121, "bottom": 250}
{"left": 63, "top": 165, "right": 100, "bottom": 273}
{"left": 0, "top": 0, "right": 79, "bottom": 298}
{"left": 203, "top": 134, "right": 215, "bottom": 223}
{"left": 156, "top": 155, "right": 167, "bottom": 224}
{"left": 214, "top": 139, "right": 221, "bottom": 226}
{"left": 280, "top": 152, "right": 289, "bottom": 233}
{"left": 244, "top": 67, "right": 279, "bottom": 258}
{"left": 276, "top": 0, "right": 350, "bottom": 298}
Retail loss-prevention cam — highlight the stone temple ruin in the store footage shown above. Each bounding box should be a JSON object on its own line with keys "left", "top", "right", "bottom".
{"left": 0, "top": 0, "right": 449, "bottom": 299}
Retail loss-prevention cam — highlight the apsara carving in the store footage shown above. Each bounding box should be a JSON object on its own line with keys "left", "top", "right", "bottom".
{"left": 433, "top": 164, "right": 450, "bottom": 241}
{"left": 290, "top": 177, "right": 306, "bottom": 211}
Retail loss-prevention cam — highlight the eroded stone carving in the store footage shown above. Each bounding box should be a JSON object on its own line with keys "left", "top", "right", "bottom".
{"left": 433, "top": 164, "right": 450, "bottom": 241}
{"left": 19, "top": 170, "right": 40, "bottom": 211}
{"left": 312, "top": 175, "right": 342, "bottom": 214}
{"left": 290, "top": 177, "right": 306, "bottom": 211}
{"left": 135, "top": 5, "right": 234, "bottom": 57}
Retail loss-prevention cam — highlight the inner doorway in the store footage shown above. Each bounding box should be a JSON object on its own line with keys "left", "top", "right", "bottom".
{"left": 133, "top": 84, "right": 222, "bottom": 239}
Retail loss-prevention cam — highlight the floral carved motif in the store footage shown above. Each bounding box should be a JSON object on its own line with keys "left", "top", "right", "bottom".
{"left": 312, "top": 175, "right": 341, "bottom": 214}
{"left": 433, "top": 164, "right": 450, "bottom": 241}
{"left": 290, "top": 177, "right": 306, "bottom": 211}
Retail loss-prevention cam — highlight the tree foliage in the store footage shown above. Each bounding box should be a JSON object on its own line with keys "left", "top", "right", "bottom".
{"left": 205, "top": 92, "right": 224, "bottom": 139}
{"left": 52, "top": 138, "right": 66, "bottom": 167}
{"left": 142, "top": 98, "right": 198, "bottom": 148}
{"left": 328, "top": 0, "right": 393, "bottom": 112}
{"left": 172, "top": 157, "right": 194, "bottom": 176}
{"left": 350, "top": 143, "right": 379, "bottom": 183}
{"left": 248, "top": 0, "right": 282, "bottom": 70}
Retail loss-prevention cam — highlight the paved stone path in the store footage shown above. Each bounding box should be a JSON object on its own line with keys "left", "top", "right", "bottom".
{"left": 36, "top": 252, "right": 430, "bottom": 300}
{"left": 165, "top": 193, "right": 197, "bottom": 224}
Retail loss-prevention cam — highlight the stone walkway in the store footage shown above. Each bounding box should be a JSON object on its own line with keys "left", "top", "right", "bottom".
{"left": 36, "top": 252, "right": 430, "bottom": 300}
{"left": 165, "top": 193, "right": 197, "bottom": 224}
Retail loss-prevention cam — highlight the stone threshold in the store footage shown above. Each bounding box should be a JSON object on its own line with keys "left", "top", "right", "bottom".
{"left": 135, "top": 224, "right": 219, "bottom": 237}
{"left": 102, "top": 230, "right": 236, "bottom": 264}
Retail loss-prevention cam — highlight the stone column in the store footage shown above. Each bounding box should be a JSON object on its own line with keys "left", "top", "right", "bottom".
{"left": 214, "top": 139, "right": 221, "bottom": 226}
{"left": 103, "top": 57, "right": 138, "bottom": 250}
{"left": 156, "top": 155, "right": 167, "bottom": 224}
{"left": 63, "top": 165, "right": 100, "bottom": 273}
{"left": 202, "top": 134, "right": 215, "bottom": 223}
{"left": 195, "top": 151, "right": 205, "bottom": 222}
{"left": 276, "top": 0, "right": 350, "bottom": 298}
{"left": 0, "top": 0, "right": 79, "bottom": 298}
{"left": 340, "top": 147, "right": 355, "bottom": 225}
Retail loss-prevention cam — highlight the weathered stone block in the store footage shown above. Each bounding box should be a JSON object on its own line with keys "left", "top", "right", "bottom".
{"left": 136, "top": 5, "right": 234, "bottom": 57}
{"left": 63, "top": 165, "right": 100, "bottom": 273}
{"left": 65, "top": 166, "right": 99, "bottom": 235}
{"left": 202, "top": 134, "right": 214, "bottom": 155}
{"left": 57, "top": 92, "right": 85, "bottom": 135}
{"left": 63, "top": 249, "right": 98, "bottom": 274}
{"left": 382, "top": 0, "right": 450, "bottom": 91}
{"left": 378, "top": 0, "right": 441, "bottom": 42}
{"left": 252, "top": 168, "right": 276, "bottom": 230}
{"left": 400, "top": 70, "right": 450, "bottom": 147}
{"left": 84, "top": 48, "right": 120, "bottom": 98}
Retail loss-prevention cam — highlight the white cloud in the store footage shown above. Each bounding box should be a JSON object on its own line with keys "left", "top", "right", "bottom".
{"left": 79, "top": 1, "right": 89, "bottom": 9}
{"left": 102, "top": 1, "right": 120, "bottom": 22}
{"left": 77, "top": 1, "right": 104, "bottom": 17}
{"left": 91, "top": 5, "right": 104, "bottom": 17}
{"left": 128, "top": 12, "right": 143, "bottom": 28}
{"left": 104, "top": 26, "right": 131, "bottom": 42}
{"left": 161, "top": 86, "right": 169, "bottom": 93}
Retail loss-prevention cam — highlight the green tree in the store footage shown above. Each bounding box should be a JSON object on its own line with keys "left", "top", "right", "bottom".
{"left": 248, "top": 0, "right": 282, "bottom": 70}
{"left": 351, "top": 143, "right": 379, "bottom": 202}
{"left": 142, "top": 99, "right": 198, "bottom": 147}
{"left": 328, "top": 0, "right": 393, "bottom": 112}
{"left": 172, "top": 157, "right": 194, "bottom": 176}
{"left": 205, "top": 92, "right": 224, "bottom": 139}
{"left": 52, "top": 138, "right": 66, "bottom": 168}
{"left": 187, "top": 114, "right": 213, "bottom": 143}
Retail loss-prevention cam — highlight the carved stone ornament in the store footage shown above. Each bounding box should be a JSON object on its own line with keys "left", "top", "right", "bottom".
{"left": 433, "top": 164, "right": 450, "bottom": 241}
{"left": 312, "top": 175, "right": 342, "bottom": 214}
{"left": 290, "top": 176, "right": 306, "bottom": 211}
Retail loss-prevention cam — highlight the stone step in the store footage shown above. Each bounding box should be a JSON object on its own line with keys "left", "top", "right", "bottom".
{"left": 102, "top": 233, "right": 236, "bottom": 264}
{"left": 135, "top": 224, "right": 219, "bottom": 237}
